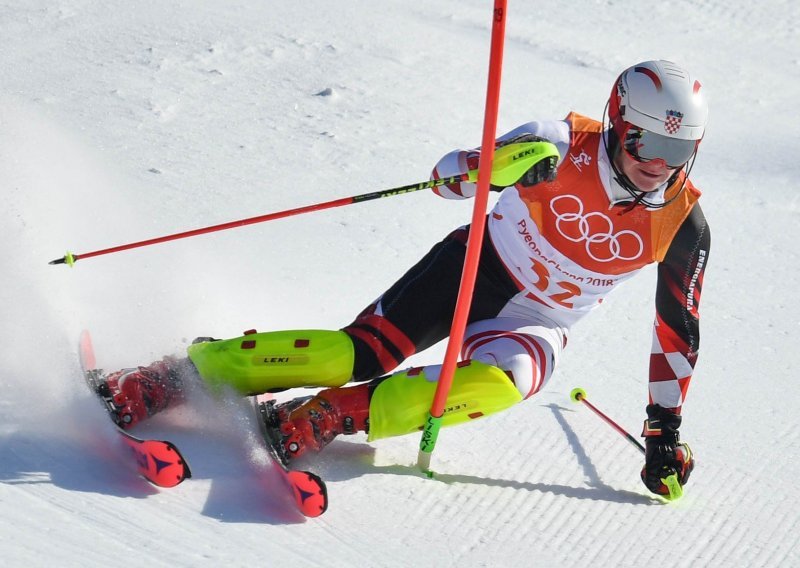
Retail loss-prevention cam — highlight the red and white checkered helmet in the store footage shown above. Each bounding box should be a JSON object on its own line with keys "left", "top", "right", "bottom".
{"left": 609, "top": 60, "right": 708, "bottom": 143}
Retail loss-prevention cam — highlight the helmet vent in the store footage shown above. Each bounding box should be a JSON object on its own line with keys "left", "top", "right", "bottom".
{"left": 661, "top": 62, "right": 688, "bottom": 80}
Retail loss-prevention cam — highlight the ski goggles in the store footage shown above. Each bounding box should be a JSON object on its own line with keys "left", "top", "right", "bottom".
{"left": 622, "top": 126, "right": 699, "bottom": 169}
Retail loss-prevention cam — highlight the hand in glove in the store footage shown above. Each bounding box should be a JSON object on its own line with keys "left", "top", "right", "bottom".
{"left": 462, "top": 134, "right": 558, "bottom": 192}
{"left": 641, "top": 404, "right": 695, "bottom": 497}
{"left": 497, "top": 133, "right": 558, "bottom": 188}
{"left": 492, "top": 133, "right": 558, "bottom": 190}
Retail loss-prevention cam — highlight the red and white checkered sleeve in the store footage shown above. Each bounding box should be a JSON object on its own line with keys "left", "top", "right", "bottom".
{"left": 649, "top": 204, "right": 710, "bottom": 414}
{"left": 431, "top": 149, "right": 479, "bottom": 200}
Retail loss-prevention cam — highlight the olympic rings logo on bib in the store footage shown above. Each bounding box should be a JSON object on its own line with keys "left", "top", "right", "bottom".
{"left": 549, "top": 195, "right": 644, "bottom": 262}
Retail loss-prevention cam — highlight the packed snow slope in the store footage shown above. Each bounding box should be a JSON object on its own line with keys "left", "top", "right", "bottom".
{"left": 1, "top": 1, "right": 799, "bottom": 566}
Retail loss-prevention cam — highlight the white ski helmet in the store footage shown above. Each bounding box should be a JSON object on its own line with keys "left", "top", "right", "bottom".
{"left": 609, "top": 60, "right": 708, "bottom": 168}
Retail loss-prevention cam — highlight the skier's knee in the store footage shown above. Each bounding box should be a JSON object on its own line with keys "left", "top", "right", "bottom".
{"left": 466, "top": 334, "right": 556, "bottom": 399}
{"left": 477, "top": 351, "right": 548, "bottom": 400}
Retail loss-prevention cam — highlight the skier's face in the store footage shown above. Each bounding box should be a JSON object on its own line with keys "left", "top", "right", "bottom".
{"left": 616, "top": 149, "right": 678, "bottom": 192}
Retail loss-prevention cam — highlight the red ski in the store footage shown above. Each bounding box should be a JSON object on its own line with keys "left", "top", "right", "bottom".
{"left": 253, "top": 398, "right": 328, "bottom": 517}
{"left": 79, "top": 331, "right": 191, "bottom": 488}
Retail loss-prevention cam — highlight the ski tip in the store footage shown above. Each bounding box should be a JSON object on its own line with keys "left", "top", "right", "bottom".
{"left": 79, "top": 330, "right": 97, "bottom": 370}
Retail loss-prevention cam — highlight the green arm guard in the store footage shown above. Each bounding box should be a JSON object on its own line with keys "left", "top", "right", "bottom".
{"left": 466, "top": 140, "right": 560, "bottom": 188}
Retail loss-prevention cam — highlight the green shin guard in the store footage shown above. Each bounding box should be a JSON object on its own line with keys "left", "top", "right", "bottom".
{"left": 187, "top": 330, "right": 354, "bottom": 395}
{"left": 367, "top": 360, "right": 523, "bottom": 442}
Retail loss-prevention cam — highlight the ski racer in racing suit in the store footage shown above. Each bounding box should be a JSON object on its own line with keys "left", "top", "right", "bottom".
{"left": 98, "top": 60, "right": 709, "bottom": 498}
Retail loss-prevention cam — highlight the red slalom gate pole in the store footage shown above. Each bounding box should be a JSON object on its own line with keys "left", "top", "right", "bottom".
{"left": 417, "top": 0, "right": 508, "bottom": 474}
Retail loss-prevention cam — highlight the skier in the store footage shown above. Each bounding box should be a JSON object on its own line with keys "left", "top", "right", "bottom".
{"left": 96, "top": 60, "right": 708, "bottom": 498}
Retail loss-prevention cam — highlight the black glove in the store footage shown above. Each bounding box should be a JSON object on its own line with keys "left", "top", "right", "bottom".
{"left": 641, "top": 404, "right": 695, "bottom": 497}
{"left": 490, "top": 134, "right": 558, "bottom": 191}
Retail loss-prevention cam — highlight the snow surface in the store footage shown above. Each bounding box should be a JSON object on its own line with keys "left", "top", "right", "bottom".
{"left": 2, "top": 1, "right": 799, "bottom": 566}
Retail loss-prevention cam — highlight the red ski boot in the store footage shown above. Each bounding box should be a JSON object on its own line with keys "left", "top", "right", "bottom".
{"left": 273, "top": 384, "right": 371, "bottom": 462}
{"left": 94, "top": 358, "right": 185, "bottom": 429}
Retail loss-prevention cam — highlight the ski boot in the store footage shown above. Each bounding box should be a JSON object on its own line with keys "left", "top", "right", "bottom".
{"left": 87, "top": 358, "right": 186, "bottom": 429}
{"left": 258, "top": 384, "right": 371, "bottom": 464}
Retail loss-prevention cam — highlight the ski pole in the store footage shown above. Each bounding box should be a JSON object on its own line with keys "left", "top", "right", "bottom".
{"left": 570, "top": 388, "right": 644, "bottom": 453}
{"left": 48, "top": 140, "right": 556, "bottom": 267}
{"left": 47, "top": 173, "right": 466, "bottom": 267}
{"left": 569, "top": 387, "right": 683, "bottom": 500}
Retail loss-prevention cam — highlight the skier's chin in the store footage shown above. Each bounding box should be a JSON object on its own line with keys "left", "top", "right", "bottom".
{"left": 629, "top": 171, "right": 669, "bottom": 193}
